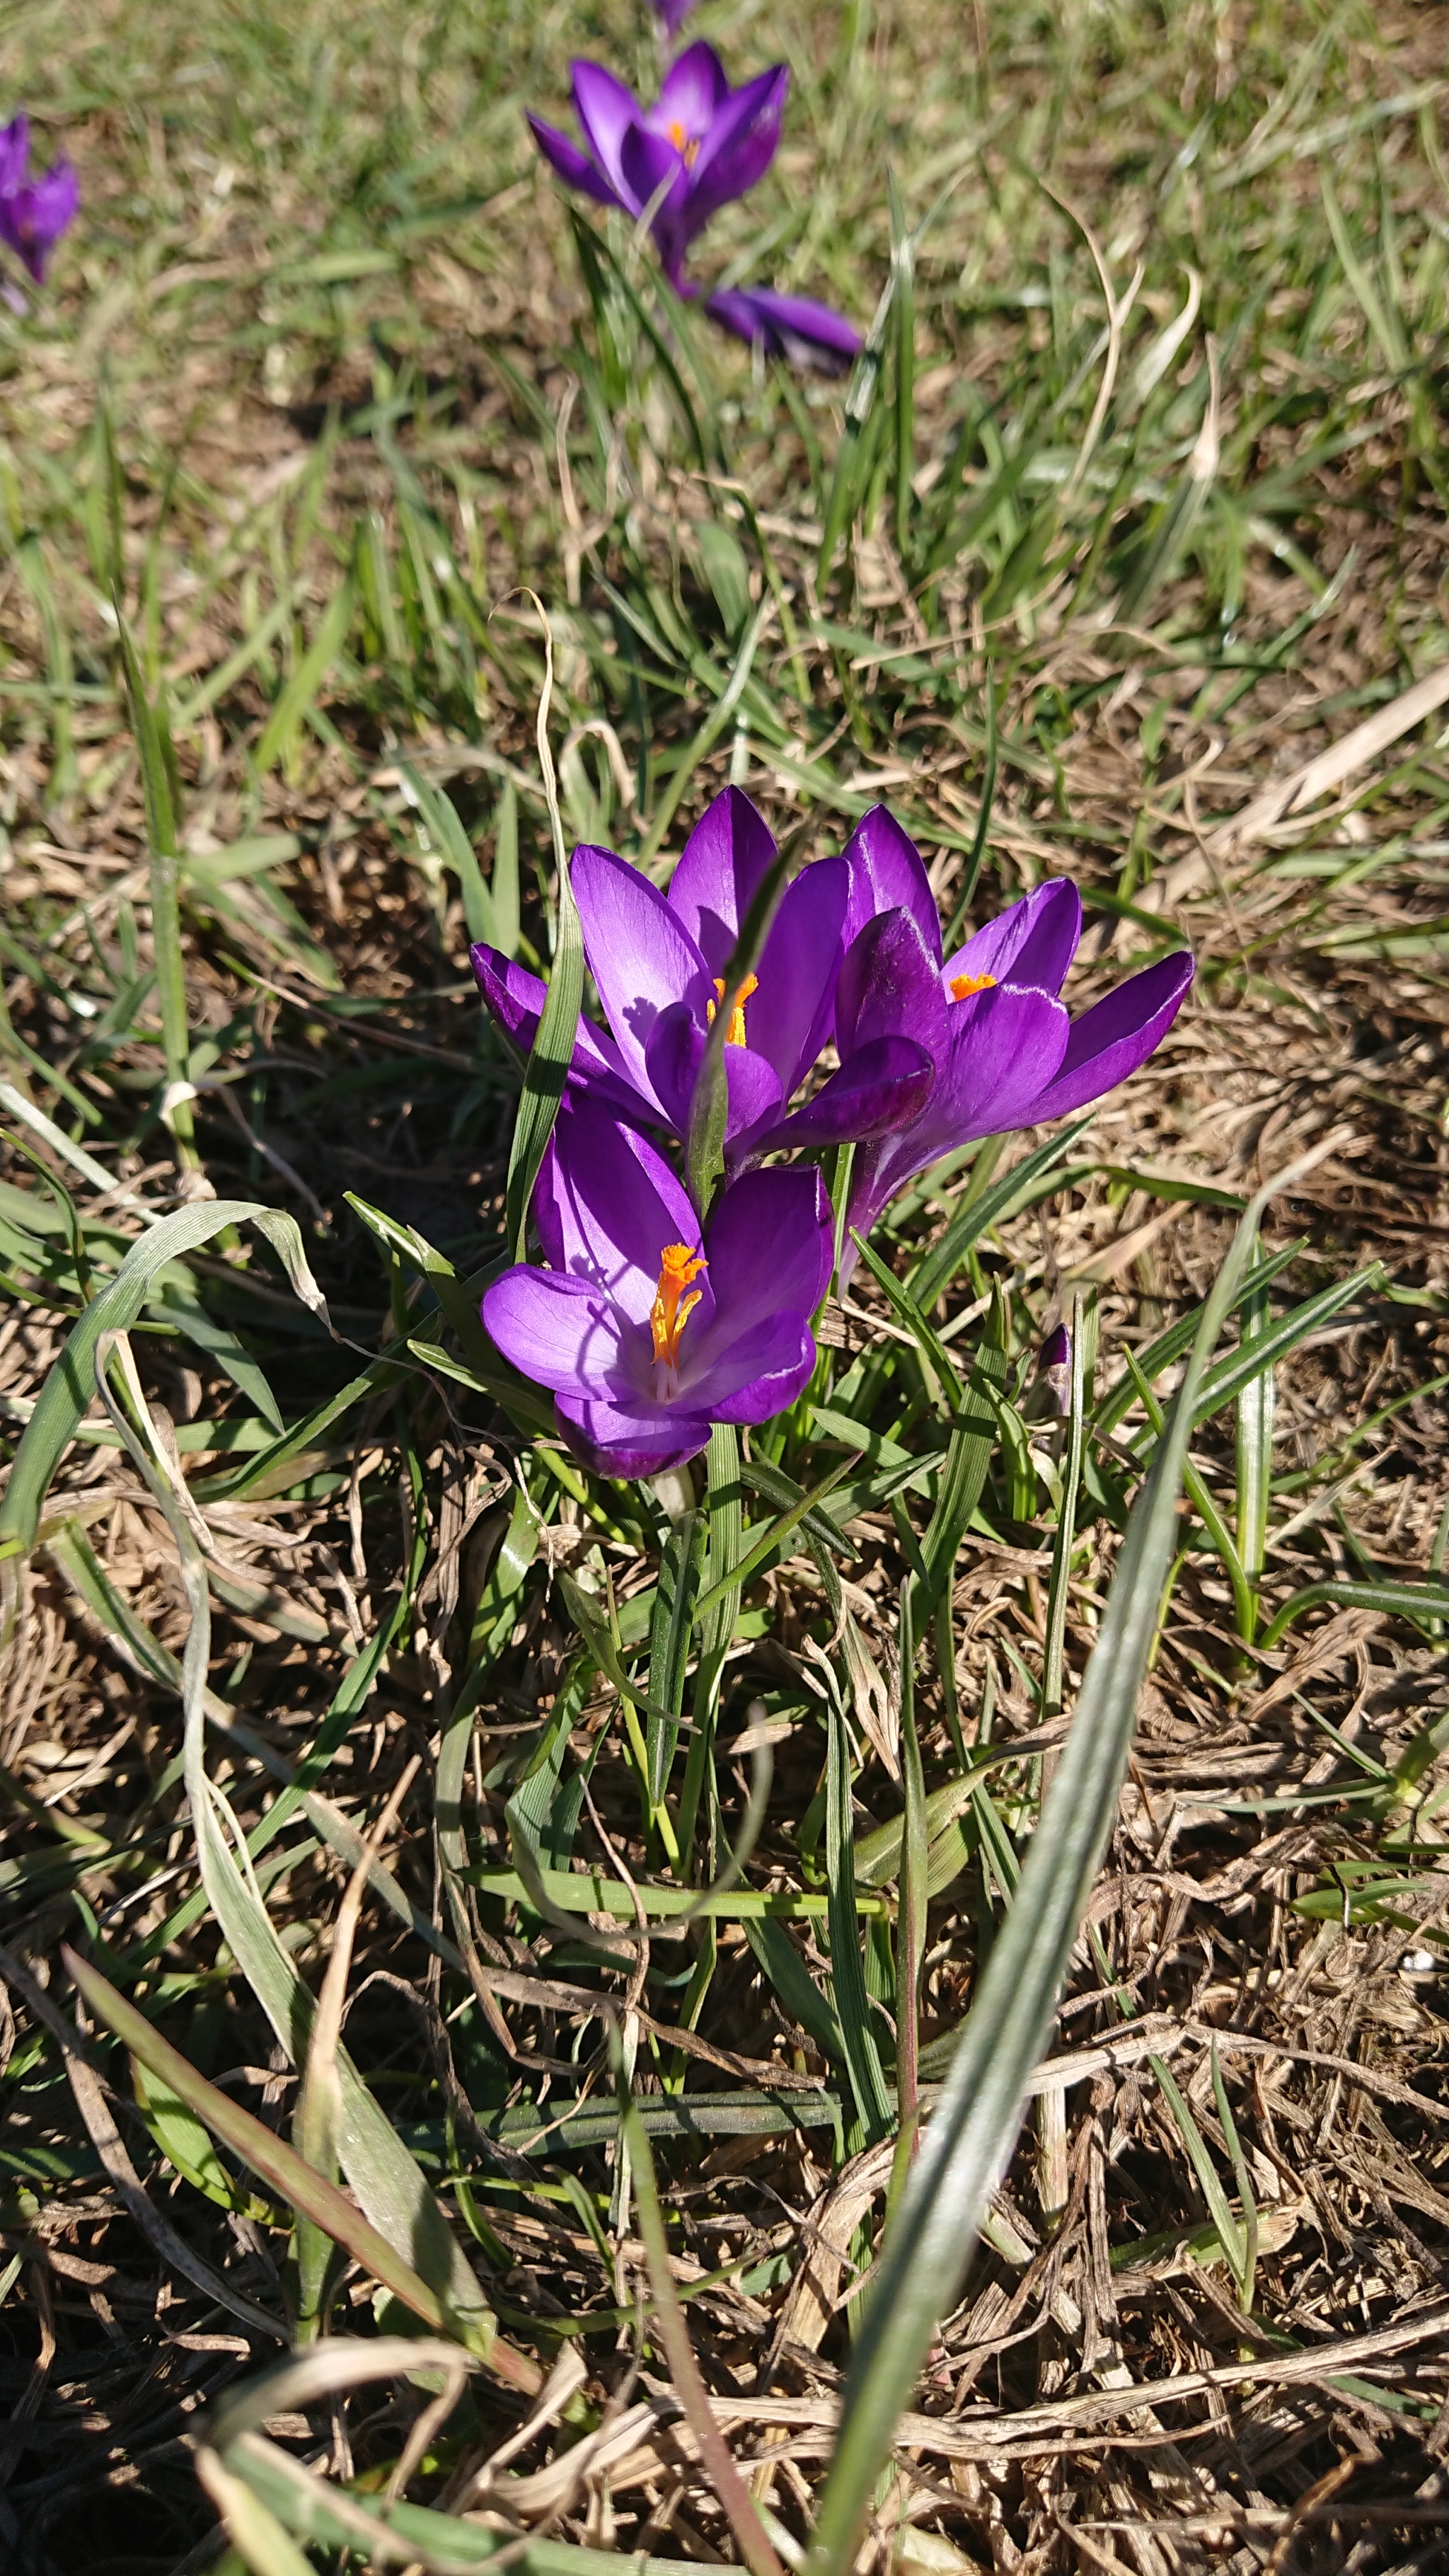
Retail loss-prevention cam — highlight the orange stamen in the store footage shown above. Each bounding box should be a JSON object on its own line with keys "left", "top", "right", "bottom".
{"left": 706, "top": 972, "right": 758, "bottom": 1046}
{"left": 949, "top": 970, "right": 998, "bottom": 1001}
{"left": 666, "top": 120, "right": 700, "bottom": 167}
{"left": 650, "top": 1243, "right": 708, "bottom": 1369}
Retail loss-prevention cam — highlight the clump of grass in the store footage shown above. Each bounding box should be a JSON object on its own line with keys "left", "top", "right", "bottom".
{"left": 3, "top": 5, "right": 1449, "bottom": 2572}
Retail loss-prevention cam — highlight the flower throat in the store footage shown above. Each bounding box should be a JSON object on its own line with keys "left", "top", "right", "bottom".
{"left": 650, "top": 1243, "right": 707, "bottom": 1395}
{"left": 706, "top": 972, "right": 758, "bottom": 1046}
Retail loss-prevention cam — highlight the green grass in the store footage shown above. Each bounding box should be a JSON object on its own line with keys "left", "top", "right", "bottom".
{"left": 4, "top": 2, "right": 1449, "bottom": 2570}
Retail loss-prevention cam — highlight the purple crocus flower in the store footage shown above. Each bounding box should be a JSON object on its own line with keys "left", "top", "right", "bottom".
{"left": 708, "top": 285, "right": 862, "bottom": 378}
{"left": 832, "top": 807, "right": 1194, "bottom": 1280}
{"left": 528, "top": 43, "right": 787, "bottom": 287}
{"left": 653, "top": 0, "right": 696, "bottom": 33}
{"left": 483, "top": 1095, "right": 831, "bottom": 1478}
{"left": 0, "top": 115, "right": 78, "bottom": 284}
{"left": 1029, "top": 1323, "right": 1073, "bottom": 1418}
{"left": 472, "top": 786, "right": 935, "bottom": 1163}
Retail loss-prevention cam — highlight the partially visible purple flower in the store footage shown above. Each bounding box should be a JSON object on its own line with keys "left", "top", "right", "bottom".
{"left": 482, "top": 1094, "right": 831, "bottom": 1478}
{"left": 0, "top": 113, "right": 78, "bottom": 284}
{"left": 707, "top": 284, "right": 861, "bottom": 377}
{"left": 1032, "top": 1323, "right": 1072, "bottom": 1418}
{"left": 829, "top": 812, "right": 1194, "bottom": 1280}
{"left": 471, "top": 785, "right": 935, "bottom": 1164}
{"left": 653, "top": 0, "right": 696, "bottom": 33}
{"left": 528, "top": 43, "right": 787, "bottom": 287}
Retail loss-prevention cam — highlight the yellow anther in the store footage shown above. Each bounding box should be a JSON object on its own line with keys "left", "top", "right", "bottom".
{"left": 949, "top": 969, "right": 998, "bottom": 1001}
{"left": 666, "top": 120, "right": 700, "bottom": 166}
{"left": 650, "top": 1243, "right": 708, "bottom": 1368}
{"left": 706, "top": 972, "right": 758, "bottom": 1046}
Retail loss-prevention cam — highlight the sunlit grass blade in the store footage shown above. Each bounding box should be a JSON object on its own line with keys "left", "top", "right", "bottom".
{"left": 803, "top": 1168, "right": 1299, "bottom": 2576}
{"left": 64, "top": 1946, "right": 471, "bottom": 2344}
{"left": 678, "top": 1420, "right": 743, "bottom": 1865}
{"left": 647, "top": 1505, "right": 704, "bottom": 1826}
{"left": 0, "top": 1197, "right": 325, "bottom": 1561}
{"left": 504, "top": 594, "right": 582, "bottom": 1260}
{"left": 1040, "top": 1292, "right": 1085, "bottom": 1718}
{"left": 826, "top": 1676, "right": 893, "bottom": 2146}
{"left": 1092, "top": 1237, "right": 1307, "bottom": 1436}
{"left": 888, "top": 1579, "right": 926, "bottom": 2208}
{"left": 81, "top": 1342, "right": 526, "bottom": 2373}
{"left": 1235, "top": 1239, "right": 1275, "bottom": 1643}
{"left": 1150, "top": 2049, "right": 1251, "bottom": 2309}
{"left": 910, "top": 1117, "right": 1096, "bottom": 1311}
{"left": 625, "top": 2093, "right": 786, "bottom": 2576}
{"left": 113, "top": 594, "right": 195, "bottom": 1165}
{"left": 1259, "top": 1576, "right": 1449, "bottom": 1650}
{"left": 252, "top": 569, "right": 353, "bottom": 778}
{"left": 13, "top": 533, "right": 77, "bottom": 802}
{"left": 400, "top": 757, "right": 500, "bottom": 950}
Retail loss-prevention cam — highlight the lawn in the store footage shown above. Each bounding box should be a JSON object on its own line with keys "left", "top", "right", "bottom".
{"left": 4, "top": 1, "right": 1449, "bottom": 2570}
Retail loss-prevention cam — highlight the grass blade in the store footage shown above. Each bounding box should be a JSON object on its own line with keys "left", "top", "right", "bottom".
{"left": 113, "top": 594, "right": 195, "bottom": 1165}
{"left": 504, "top": 594, "right": 582, "bottom": 1259}
{"left": 826, "top": 1678, "right": 893, "bottom": 2146}
{"left": 1040, "top": 1294, "right": 1085, "bottom": 1719}
{"left": 0, "top": 1198, "right": 313, "bottom": 1560}
{"left": 1150, "top": 2052, "right": 1249, "bottom": 2304}
{"left": 889, "top": 1580, "right": 927, "bottom": 2204}
{"left": 1235, "top": 1241, "right": 1275, "bottom": 1643}
{"left": 804, "top": 1163, "right": 1303, "bottom": 2576}
{"left": 253, "top": 571, "right": 353, "bottom": 778}
{"left": 625, "top": 2095, "right": 786, "bottom": 2576}
{"left": 911, "top": 1117, "right": 1096, "bottom": 1311}
{"left": 64, "top": 1947, "right": 472, "bottom": 2344}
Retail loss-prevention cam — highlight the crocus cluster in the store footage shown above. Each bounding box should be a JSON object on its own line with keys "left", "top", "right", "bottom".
{"left": 528, "top": 23, "right": 860, "bottom": 375}
{"left": 478, "top": 788, "right": 1193, "bottom": 1480}
{"left": 0, "top": 114, "right": 78, "bottom": 287}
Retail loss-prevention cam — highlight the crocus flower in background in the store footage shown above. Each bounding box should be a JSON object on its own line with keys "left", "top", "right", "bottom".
{"left": 482, "top": 1095, "right": 831, "bottom": 1477}
{"left": 652, "top": 0, "right": 696, "bottom": 34}
{"left": 528, "top": 43, "right": 787, "bottom": 287}
{"left": 830, "top": 810, "right": 1194, "bottom": 1278}
{"left": 707, "top": 284, "right": 862, "bottom": 377}
{"left": 472, "top": 786, "right": 935, "bottom": 1160}
{"left": 0, "top": 114, "right": 78, "bottom": 284}
{"left": 1026, "top": 1323, "right": 1073, "bottom": 1420}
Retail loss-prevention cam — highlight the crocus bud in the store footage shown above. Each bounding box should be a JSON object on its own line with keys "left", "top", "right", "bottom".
{"left": 1034, "top": 1323, "right": 1072, "bottom": 1417}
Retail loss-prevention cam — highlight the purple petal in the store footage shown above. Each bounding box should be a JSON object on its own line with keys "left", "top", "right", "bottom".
{"left": 538, "top": 1094, "right": 710, "bottom": 1335}
{"left": 761, "top": 1035, "right": 936, "bottom": 1154}
{"left": 571, "top": 61, "right": 645, "bottom": 205}
{"left": 945, "top": 879, "right": 1082, "bottom": 1000}
{"left": 570, "top": 843, "right": 712, "bottom": 1112}
{"left": 835, "top": 907, "right": 949, "bottom": 1062}
{"left": 0, "top": 159, "right": 79, "bottom": 281}
{"left": 706, "top": 285, "right": 860, "bottom": 378}
{"left": 838, "top": 806, "right": 941, "bottom": 965}
{"left": 747, "top": 856, "right": 850, "bottom": 1096}
{"left": 620, "top": 122, "right": 691, "bottom": 275}
{"left": 555, "top": 1391, "right": 713, "bottom": 1480}
{"left": 1030, "top": 950, "right": 1194, "bottom": 1120}
{"left": 471, "top": 941, "right": 652, "bottom": 1124}
{"left": 527, "top": 113, "right": 620, "bottom": 208}
{"left": 686, "top": 65, "right": 789, "bottom": 227}
{"left": 933, "top": 980, "right": 1071, "bottom": 1145}
{"left": 483, "top": 1267, "right": 635, "bottom": 1403}
{"left": 666, "top": 785, "right": 777, "bottom": 975}
{"left": 651, "top": 42, "right": 729, "bottom": 142}
{"left": 840, "top": 984, "right": 1071, "bottom": 1275}
{"left": 642, "top": 999, "right": 784, "bottom": 1143}
{"left": 684, "top": 1310, "right": 816, "bottom": 1421}
{"left": 653, "top": 0, "right": 698, "bottom": 35}
{"left": 0, "top": 117, "right": 30, "bottom": 195}
{"left": 693, "top": 1164, "right": 831, "bottom": 1352}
